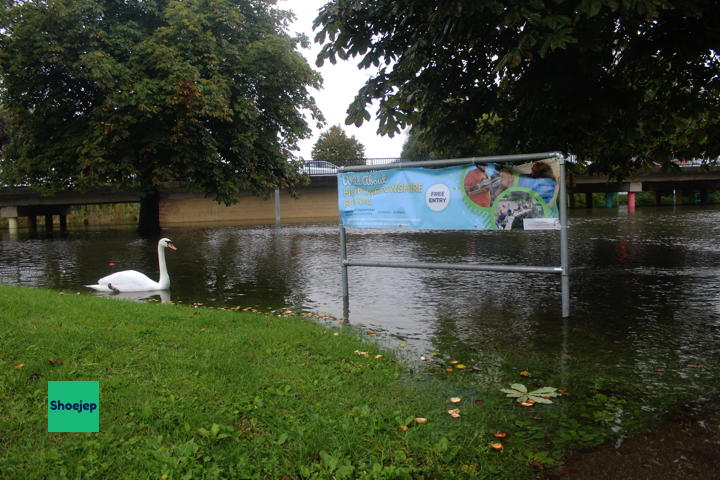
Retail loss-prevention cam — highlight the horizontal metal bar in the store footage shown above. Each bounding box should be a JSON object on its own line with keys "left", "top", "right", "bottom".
{"left": 344, "top": 259, "right": 563, "bottom": 274}
{"left": 339, "top": 152, "right": 563, "bottom": 173}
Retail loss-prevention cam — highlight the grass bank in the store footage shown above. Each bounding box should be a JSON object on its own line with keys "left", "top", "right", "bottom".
{"left": 0, "top": 286, "right": 711, "bottom": 479}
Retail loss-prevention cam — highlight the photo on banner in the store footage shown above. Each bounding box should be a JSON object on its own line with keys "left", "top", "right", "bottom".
{"left": 338, "top": 158, "right": 560, "bottom": 231}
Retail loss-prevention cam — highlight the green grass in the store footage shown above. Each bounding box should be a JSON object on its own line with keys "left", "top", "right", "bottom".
{"left": 2, "top": 286, "right": 714, "bottom": 479}
{"left": 1, "top": 286, "right": 560, "bottom": 480}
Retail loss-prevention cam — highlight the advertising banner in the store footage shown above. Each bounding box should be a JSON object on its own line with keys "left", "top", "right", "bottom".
{"left": 338, "top": 159, "right": 560, "bottom": 230}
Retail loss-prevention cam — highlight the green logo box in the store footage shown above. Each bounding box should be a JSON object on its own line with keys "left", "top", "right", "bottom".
{"left": 48, "top": 381, "right": 100, "bottom": 433}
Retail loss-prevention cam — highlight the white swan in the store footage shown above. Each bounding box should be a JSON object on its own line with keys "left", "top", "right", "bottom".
{"left": 85, "top": 238, "right": 177, "bottom": 293}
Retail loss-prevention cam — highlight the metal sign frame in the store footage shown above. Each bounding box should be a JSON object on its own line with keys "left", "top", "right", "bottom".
{"left": 338, "top": 152, "right": 570, "bottom": 318}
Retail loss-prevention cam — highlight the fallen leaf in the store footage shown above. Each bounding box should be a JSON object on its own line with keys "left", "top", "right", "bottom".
{"left": 199, "top": 328, "right": 209, "bottom": 331}
{"left": 445, "top": 368, "right": 454, "bottom": 373}
{"left": 333, "top": 332, "right": 339, "bottom": 336}
{"left": 45, "top": 359, "right": 63, "bottom": 366}
{"left": 420, "top": 356, "right": 428, "bottom": 361}
{"left": 687, "top": 363, "right": 700, "bottom": 368}
{"left": 450, "top": 397, "right": 462, "bottom": 404}
{"left": 462, "top": 465, "right": 478, "bottom": 471}
{"left": 374, "top": 354, "right": 383, "bottom": 359}
{"left": 399, "top": 343, "right": 406, "bottom": 347}
{"left": 456, "top": 364, "right": 466, "bottom": 369}
{"left": 447, "top": 409, "right": 461, "bottom": 418}
{"left": 449, "top": 360, "right": 459, "bottom": 365}
{"left": 13, "top": 363, "right": 25, "bottom": 370}
{"left": 414, "top": 417, "right": 428, "bottom": 424}
{"left": 557, "top": 389, "right": 570, "bottom": 396}
{"left": 490, "top": 442, "right": 504, "bottom": 451}
{"left": 398, "top": 425, "right": 409, "bottom": 432}
{"left": 520, "top": 401, "right": 535, "bottom": 407}
{"left": 492, "top": 432, "right": 508, "bottom": 438}
{"left": 519, "top": 371, "right": 531, "bottom": 377}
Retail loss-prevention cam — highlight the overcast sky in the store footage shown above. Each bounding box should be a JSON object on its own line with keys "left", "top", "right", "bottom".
{"left": 280, "top": 0, "right": 406, "bottom": 160}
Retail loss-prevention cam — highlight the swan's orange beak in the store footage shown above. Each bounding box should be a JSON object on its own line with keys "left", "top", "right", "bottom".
{"left": 167, "top": 243, "right": 177, "bottom": 250}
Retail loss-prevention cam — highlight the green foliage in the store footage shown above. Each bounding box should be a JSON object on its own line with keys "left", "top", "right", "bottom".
{"left": 500, "top": 384, "right": 560, "bottom": 404}
{"left": 313, "top": 0, "right": 720, "bottom": 177}
{"left": 0, "top": 0, "right": 322, "bottom": 203}
{"left": 400, "top": 128, "right": 433, "bottom": 160}
{"left": 311, "top": 125, "right": 365, "bottom": 166}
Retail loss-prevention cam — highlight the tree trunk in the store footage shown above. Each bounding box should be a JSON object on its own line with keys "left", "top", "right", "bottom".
{"left": 137, "top": 187, "right": 161, "bottom": 235}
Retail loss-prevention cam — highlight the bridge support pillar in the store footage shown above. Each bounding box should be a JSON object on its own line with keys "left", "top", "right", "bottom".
{"left": 7, "top": 217, "right": 18, "bottom": 233}
{"left": 27, "top": 215, "right": 37, "bottom": 232}
{"left": 585, "top": 192, "right": 593, "bottom": 208}
{"left": 605, "top": 192, "right": 614, "bottom": 208}
{"left": 654, "top": 191, "right": 662, "bottom": 206}
{"left": 44, "top": 215, "right": 53, "bottom": 232}
{"left": 59, "top": 214, "right": 68, "bottom": 232}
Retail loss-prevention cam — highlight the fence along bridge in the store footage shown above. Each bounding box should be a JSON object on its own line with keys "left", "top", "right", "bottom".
{"left": 2, "top": 162, "right": 720, "bottom": 230}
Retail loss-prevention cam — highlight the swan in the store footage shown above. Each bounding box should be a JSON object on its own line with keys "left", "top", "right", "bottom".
{"left": 85, "top": 238, "right": 177, "bottom": 293}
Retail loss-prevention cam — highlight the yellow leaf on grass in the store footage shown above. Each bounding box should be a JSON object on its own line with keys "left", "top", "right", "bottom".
{"left": 519, "top": 371, "right": 531, "bottom": 377}
{"left": 450, "top": 397, "right": 461, "bottom": 404}
{"left": 414, "top": 417, "right": 428, "bottom": 424}
{"left": 13, "top": 363, "right": 25, "bottom": 370}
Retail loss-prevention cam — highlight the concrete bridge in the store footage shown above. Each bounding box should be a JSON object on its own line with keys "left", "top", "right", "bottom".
{"left": 2, "top": 164, "right": 720, "bottom": 230}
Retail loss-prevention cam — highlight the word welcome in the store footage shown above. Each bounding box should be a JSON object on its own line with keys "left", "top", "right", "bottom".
{"left": 50, "top": 400, "right": 97, "bottom": 413}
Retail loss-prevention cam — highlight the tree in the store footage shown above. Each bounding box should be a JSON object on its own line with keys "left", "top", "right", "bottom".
{"left": 0, "top": 0, "right": 322, "bottom": 233}
{"left": 314, "top": 1, "right": 720, "bottom": 177}
{"left": 400, "top": 128, "right": 432, "bottom": 161}
{"left": 311, "top": 125, "right": 365, "bottom": 166}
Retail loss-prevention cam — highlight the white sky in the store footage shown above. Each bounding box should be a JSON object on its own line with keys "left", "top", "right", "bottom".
{"left": 280, "top": 0, "right": 406, "bottom": 160}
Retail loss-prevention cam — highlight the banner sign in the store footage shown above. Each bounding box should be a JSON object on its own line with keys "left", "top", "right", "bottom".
{"left": 338, "top": 159, "right": 560, "bottom": 230}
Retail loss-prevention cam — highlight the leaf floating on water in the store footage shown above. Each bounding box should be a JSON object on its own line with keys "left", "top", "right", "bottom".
{"left": 449, "top": 397, "right": 461, "bottom": 404}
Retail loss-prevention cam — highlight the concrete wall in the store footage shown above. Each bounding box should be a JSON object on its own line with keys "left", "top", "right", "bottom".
{"left": 159, "top": 181, "right": 340, "bottom": 226}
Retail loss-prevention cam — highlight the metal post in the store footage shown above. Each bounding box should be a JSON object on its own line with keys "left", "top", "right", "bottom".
{"left": 558, "top": 154, "right": 571, "bottom": 318}
{"left": 274, "top": 188, "right": 281, "bottom": 226}
{"left": 339, "top": 224, "right": 349, "bottom": 321}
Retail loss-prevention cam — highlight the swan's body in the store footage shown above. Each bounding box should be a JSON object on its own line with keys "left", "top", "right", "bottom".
{"left": 85, "top": 238, "right": 176, "bottom": 293}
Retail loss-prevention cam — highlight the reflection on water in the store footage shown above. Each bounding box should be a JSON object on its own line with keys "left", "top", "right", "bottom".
{"left": 2, "top": 206, "right": 720, "bottom": 403}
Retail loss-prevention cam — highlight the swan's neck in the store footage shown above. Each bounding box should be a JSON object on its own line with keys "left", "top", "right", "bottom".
{"left": 157, "top": 244, "right": 170, "bottom": 289}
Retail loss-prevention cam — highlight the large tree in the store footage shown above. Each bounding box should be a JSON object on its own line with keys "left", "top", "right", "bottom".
{"left": 314, "top": 0, "right": 720, "bottom": 177}
{"left": 311, "top": 124, "right": 365, "bottom": 166}
{"left": 0, "top": 0, "right": 322, "bottom": 232}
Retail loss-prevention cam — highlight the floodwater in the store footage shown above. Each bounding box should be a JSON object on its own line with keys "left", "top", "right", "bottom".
{"left": 2, "top": 206, "right": 720, "bottom": 404}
